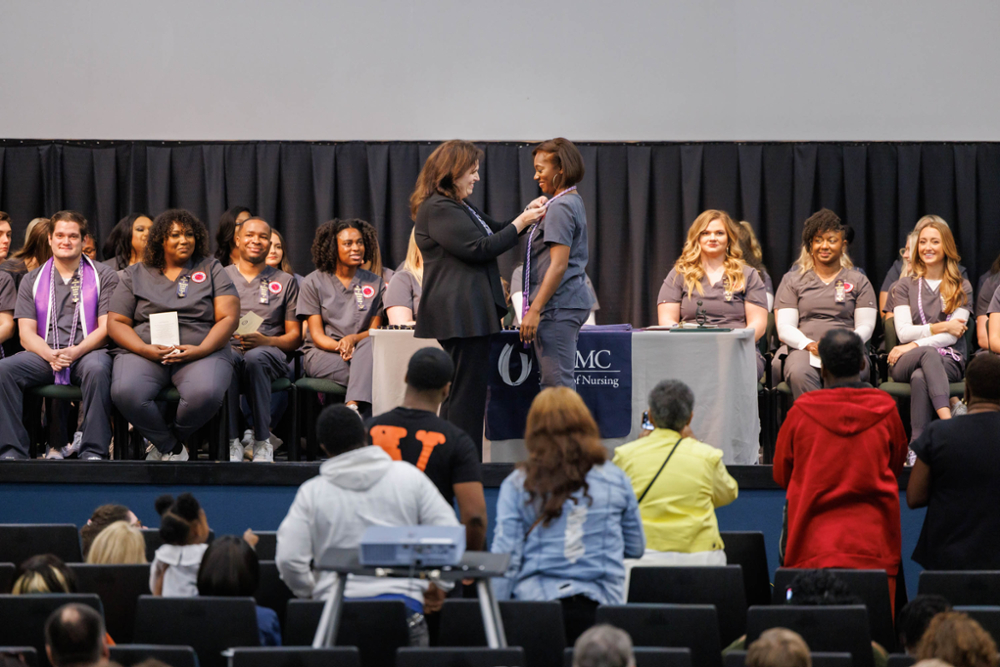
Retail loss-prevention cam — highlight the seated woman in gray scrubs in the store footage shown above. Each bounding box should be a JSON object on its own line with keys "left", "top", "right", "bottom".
{"left": 385, "top": 229, "right": 422, "bottom": 326}
{"left": 108, "top": 209, "right": 240, "bottom": 461}
{"left": 657, "top": 210, "right": 769, "bottom": 379}
{"left": 297, "top": 219, "right": 383, "bottom": 415}
{"left": 774, "top": 209, "right": 878, "bottom": 400}
{"left": 887, "top": 220, "right": 972, "bottom": 446}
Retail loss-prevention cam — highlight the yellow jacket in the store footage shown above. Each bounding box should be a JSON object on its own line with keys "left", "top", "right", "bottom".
{"left": 612, "top": 429, "right": 738, "bottom": 553}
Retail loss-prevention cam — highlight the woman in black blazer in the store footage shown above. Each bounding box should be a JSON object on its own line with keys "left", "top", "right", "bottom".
{"left": 411, "top": 140, "right": 545, "bottom": 455}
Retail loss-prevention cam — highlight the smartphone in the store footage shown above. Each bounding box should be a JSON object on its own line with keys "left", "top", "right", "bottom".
{"left": 641, "top": 410, "right": 654, "bottom": 431}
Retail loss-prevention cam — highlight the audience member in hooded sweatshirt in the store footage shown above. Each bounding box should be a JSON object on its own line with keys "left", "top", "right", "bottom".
{"left": 773, "top": 328, "right": 908, "bottom": 609}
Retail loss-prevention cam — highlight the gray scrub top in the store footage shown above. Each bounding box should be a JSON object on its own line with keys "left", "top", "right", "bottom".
{"left": 977, "top": 272, "right": 1000, "bottom": 319}
{"left": 657, "top": 265, "right": 767, "bottom": 328}
{"left": 224, "top": 264, "right": 299, "bottom": 340}
{"left": 384, "top": 269, "right": 421, "bottom": 316}
{"left": 511, "top": 264, "right": 600, "bottom": 312}
{"left": 296, "top": 268, "right": 383, "bottom": 346}
{"left": 0, "top": 270, "right": 14, "bottom": 312}
{"left": 109, "top": 256, "right": 237, "bottom": 346}
{"left": 525, "top": 192, "right": 595, "bottom": 312}
{"left": 774, "top": 267, "right": 876, "bottom": 341}
{"left": 892, "top": 276, "right": 974, "bottom": 360}
{"left": 14, "top": 261, "right": 119, "bottom": 347}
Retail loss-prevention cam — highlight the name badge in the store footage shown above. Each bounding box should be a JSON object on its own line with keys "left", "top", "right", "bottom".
{"left": 723, "top": 282, "right": 733, "bottom": 302}
{"left": 177, "top": 276, "right": 190, "bottom": 299}
{"left": 70, "top": 274, "right": 81, "bottom": 304}
{"left": 353, "top": 285, "right": 366, "bottom": 311}
{"left": 259, "top": 278, "right": 270, "bottom": 305}
{"left": 834, "top": 279, "right": 846, "bottom": 303}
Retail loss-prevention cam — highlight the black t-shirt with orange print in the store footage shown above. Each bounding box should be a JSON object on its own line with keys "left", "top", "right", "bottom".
{"left": 365, "top": 407, "right": 482, "bottom": 505}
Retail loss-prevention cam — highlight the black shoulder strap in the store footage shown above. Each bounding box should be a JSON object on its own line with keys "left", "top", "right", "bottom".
{"left": 637, "top": 437, "right": 686, "bottom": 505}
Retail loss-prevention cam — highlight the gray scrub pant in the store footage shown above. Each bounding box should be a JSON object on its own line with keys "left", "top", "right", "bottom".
{"left": 111, "top": 348, "right": 233, "bottom": 454}
{"left": 0, "top": 350, "right": 113, "bottom": 460}
{"left": 533, "top": 308, "right": 590, "bottom": 389}
{"left": 780, "top": 348, "right": 870, "bottom": 400}
{"left": 302, "top": 336, "right": 373, "bottom": 404}
{"left": 890, "top": 346, "right": 963, "bottom": 442}
{"left": 228, "top": 346, "right": 287, "bottom": 441}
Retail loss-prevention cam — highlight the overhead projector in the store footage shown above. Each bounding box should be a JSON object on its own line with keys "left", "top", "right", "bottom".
{"left": 359, "top": 525, "right": 466, "bottom": 567}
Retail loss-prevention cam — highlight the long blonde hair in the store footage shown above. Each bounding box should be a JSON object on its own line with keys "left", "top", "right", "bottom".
{"left": 673, "top": 210, "right": 746, "bottom": 298}
{"left": 403, "top": 228, "right": 423, "bottom": 284}
{"left": 911, "top": 221, "right": 967, "bottom": 314}
{"left": 899, "top": 231, "right": 919, "bottom": 279}
{"left": 86, "top": 520, "right": 148, "bottom": 565}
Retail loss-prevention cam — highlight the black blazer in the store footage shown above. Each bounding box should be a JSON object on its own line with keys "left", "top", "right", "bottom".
{"left": 414, "top": 194, "right": 521, "bottom": 340}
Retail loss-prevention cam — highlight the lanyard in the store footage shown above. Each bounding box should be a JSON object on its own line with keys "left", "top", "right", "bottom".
{"left": 463, "top": 203, "right": 494, "bottom": 236}
{"left": 259, "top": 277, "right": 270, "bottom": 305}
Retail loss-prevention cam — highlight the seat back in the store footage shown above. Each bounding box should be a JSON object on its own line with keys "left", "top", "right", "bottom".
{"left": 109, "top": 644, "right": 199, "bottom": 667}
{"left": 255, "top": 561, "right": 294, "bottom": 628}
{"left": 0, "top": 647, "right": 38, "bottom": 667}
{"left": 595, "top": 604, "right": 722, "bottom": 667}
{"left": 132, "top": 595, "right": 259, "bottom": 667}
{"left": 284, "top": 599, "right": 409, "bottom": 667}
{"left": 68, "top": 563, "right": 150, "bottom": 644}
{"left": 253, "top": 532, "right": 277, "bottom": 560}
{"left": 0, "top": 594, "right": 103, "bottom": 667}
{"left": 886, "top": 654, "right": 916, "bottom": 667}
{"left": 628, "top": 566, "right": 748, "bottom": 644}
{"left": 437, "top": 599, "right": 566, "bottom": 667}
{"left": 230, "top": 647, "right": 361, "bottom": 667}
{"left": 0, "top": 563, "right": 15, "bottom": 593}
{"left": 141, "top": 528, "right": 215, "bottom": 562}
{"left": 564, "top": 647, "right": 694, "bottom": 667}
{"left": 884, "top": 315, "right": 899, "bottom": 350}
{"left": 955, "top": 606, "right": 1000, "bottom": 645}
{"left": 725, "top": 652, "right": 852, "bottom": 667}
{"left": 0, "top": 524, "right": 82, "bottom": 565}
{"left": 746, "top": 605, "right": 873, "bottom": 667}
{"left": 918, "top": 571, "right": 1000, "bottom": 605}
{"left": 396, "top": 648, "right": 526, "bottom": 667}
{"left": 772, "top": 568, "right": 894, "bottom": 650}
{"left": 721, "top": 532, "right": 772, "bottom": 608}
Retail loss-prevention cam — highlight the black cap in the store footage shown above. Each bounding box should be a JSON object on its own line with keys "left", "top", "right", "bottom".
{"left": 406, "top": 348, "right": 455, "bottom": 391}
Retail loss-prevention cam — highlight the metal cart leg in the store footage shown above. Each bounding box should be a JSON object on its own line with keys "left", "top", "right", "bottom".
{"left": 476, "top": 578, "right": 508, "bottom": 648}
{"left": 312, "top": 574, "right": 348, "bottom": 648}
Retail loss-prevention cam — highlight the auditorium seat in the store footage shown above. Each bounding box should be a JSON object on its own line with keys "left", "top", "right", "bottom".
{"left": 595, "top": 604, "right": 723, "bottom": 667}
{"left": 886, "top": 654, "right": 916, "bottom": 667}
{"left": 0, "top": 563, "right": 15, "bottom": 593}
{"left": 627, "top": 565, "right": 748, "bottom": 644}
{"left": 563, "top": 646, "right": 694, "bottom": 667}
{"left": 0, "top": 594, "right": 103, "bottom": 667}
{"left": 918, "top": 571, "right": 1000, "bottom": 606}
{"left": 254, "top": 531, "right": 277, "bottom": 560}
{"left": 725, "top": 652, "right": 852, "bottom": 667}
{"left": 285, "top": 599, "right": 409, "bottom": 667}
{"left": 745, "top": 605, "right": 873, "bottom": 667}
{"left": 721, "top": 531, "right": 772, "bottom": 608}
{"left": 437, "top": 599, "right": 566, "bottom": 667}
{"left": 772, "top": 568, "right": 894, "bottom": 650}
{"left": 68, "top": 563, "right": 150, "bottom": 644}
{"left": 0, "top": 524, "right": 82, "bottom": 564}
{"left": 230, "top": 646, "right": 361, "bottom": 667}
{"left": 396, "top": 647, "right": 526, "bottom": 667}
{"left": 255, "top": 561, "right": 294, "bottom": 628}
{"left": 293, "top": 377, "right": 346, "bottom": 460}
{"left": 132, "top": 595, "right": 259, "bottom": 667}
{"left": 141, "top": 528, "right": 215, "bottom": 562}
{"left": 955, "top": 606, "right": 1000, "bottom": 644}
{"left": 0, "top": 647, "right": 38, "bottom": 667}
{"left": 109, "top": 644, "right": 199, "bottom": 667}
{"left": 877, "top": 315, "right": 966, "bottom": 401}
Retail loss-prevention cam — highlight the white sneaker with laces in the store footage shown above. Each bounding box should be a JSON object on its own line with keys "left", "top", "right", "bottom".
{"left": 145, "top": 442, "right": 165, "bottom": 461}
{"left": 229, "top": 438, "right": 244, "bottom": 462}
{"left": 45, "top": 447, "right": 64, "bottom": 460}
{"left": 166, "top": 446, "right": 190, "bottom": 462}
{"left": 252, "top": 439, "right": 274, "bottom": 463}
{"left": 241, "top": 429, "right": 254, "bottom": 449}
{"left": 61, "top": 431, "right": 83, "bottom": 458}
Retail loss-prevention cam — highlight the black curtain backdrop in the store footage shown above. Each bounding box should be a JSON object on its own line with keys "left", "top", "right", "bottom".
{"left": 2, "top": 140, "right": 999, "bottom": 326}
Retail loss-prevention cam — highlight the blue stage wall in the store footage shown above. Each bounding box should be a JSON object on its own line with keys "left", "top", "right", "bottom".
{"left": 0, "top": 484, "right": 927, "bottom": 597}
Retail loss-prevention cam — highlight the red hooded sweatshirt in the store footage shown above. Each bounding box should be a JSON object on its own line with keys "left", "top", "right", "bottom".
{"left": 773, "top": 387, "right": 908, "bottom": 574}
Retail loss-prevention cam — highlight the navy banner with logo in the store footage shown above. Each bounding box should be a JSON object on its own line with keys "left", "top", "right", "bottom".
{"left": 485, "top": 327, "right": 633, "bottom": 440}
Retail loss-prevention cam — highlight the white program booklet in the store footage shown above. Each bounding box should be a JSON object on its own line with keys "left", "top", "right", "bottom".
{"left": 236, "top": 311, "right": 264, "bottom": 336}
{"left": 809, "top": 351, "right": 822, "bottom": 368}
{"left": 149, "top": 311, "right": 181, "bottom": 347}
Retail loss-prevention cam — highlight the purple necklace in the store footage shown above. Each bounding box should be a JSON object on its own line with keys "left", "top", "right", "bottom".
{"left": 522, "top": 186, "right": 578, "bottom": 336}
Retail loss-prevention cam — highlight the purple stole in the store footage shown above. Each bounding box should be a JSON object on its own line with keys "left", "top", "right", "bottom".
{"left": 32, "top": 257, "right": 101, "bottom": 384}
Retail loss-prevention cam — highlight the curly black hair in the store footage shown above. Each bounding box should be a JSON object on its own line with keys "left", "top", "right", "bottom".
{"left": 801, "top": 208, "right": 844, "bottom": 249}
{"left": 356, "top": 220, "right": 383, "bottom": 276}
{"left": 311, "top": 218, "right": 367, "bottom": 274}
{"left": 144, "top": 209, "right": 210, "bottom": 270}
{"left": 214, "top": 205, "right": 251, "bottom": 267}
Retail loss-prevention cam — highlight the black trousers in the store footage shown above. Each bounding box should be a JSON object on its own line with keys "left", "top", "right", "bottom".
{"left": 438, "top": 335, "right": 491, "bottom": 458}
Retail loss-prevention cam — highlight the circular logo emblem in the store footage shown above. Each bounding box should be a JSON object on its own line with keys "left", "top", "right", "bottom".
{"left": 843, "top": 282, "right": 854, "bottom": 293}
{"left": 361, "top": 285, "right": 375, "bottom": 299}
{"left": 191, "top": 271, "right": 207, "bottom": 284}
{"left": 268, "top": 281, "right": 282, "bottom": 294}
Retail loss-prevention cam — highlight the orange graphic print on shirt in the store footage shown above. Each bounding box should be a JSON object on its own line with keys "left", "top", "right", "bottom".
{"left": 370, "top": 426, "right": 445, "bottom": 472}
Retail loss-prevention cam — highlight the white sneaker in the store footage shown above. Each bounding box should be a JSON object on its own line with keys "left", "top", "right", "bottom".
{"left": 241, "top": 429, "right": 254, "bottom": 449}
{"left": 145, "top": 442, "right": 165, "bottom": 461}
{"left": 45, "top": 447, "right": 64, "bottom": 460}
{"left": 61, "top": 431, "right": 83, "bottom": 458}
{"left": 270, "top": 433, "right": 283, "bottom": 449}
{"left": 252, "top": 439, "right": 274, "bottom": 463}
{"left": 229, "top": 438, "right": 244, "bottom": 462}
{"left": 165, "top": 446, "right": 190, "bottom": 462}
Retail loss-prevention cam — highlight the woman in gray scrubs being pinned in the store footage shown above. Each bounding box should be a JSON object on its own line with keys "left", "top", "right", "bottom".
{"left": 774, "top": 209, "right": 878, "bottom": 400}
{"left": 108, "top": 209, "right": 240, "bottom": 461}
{"left": 657, "top": 210, "right": 769, "bottom": 379}
{"left": 297, "top": 219, "right": 383, "bottom": 416}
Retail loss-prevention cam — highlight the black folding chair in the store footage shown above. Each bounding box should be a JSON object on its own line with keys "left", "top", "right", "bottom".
{"left": 628, "top": 566, "right": 748, "bottom": 645}
{"left": 396, "top": 648, "right": 526, "bottom": 667}
{"left": 284, "top": 599, "right": 409, "bottom": 667}
{"left": 0, "top": 647, "right": 38, "bottom": 667}
{"left": 746, "top": 605, "right": 873, "bottom": 667}
{"left": 725, "top": 652, "right": 852, "bottom": 667}
{"left": 255, "top": 561, "right": 294, "bottom": 629}
{"left": 0, "top": 594, "right": 103, "bottom": 667}
{"left": 595, "top": 604, "right": 723, "bottom": 667}
{"left": 230, "top": 647, "right": 361, "bottom": 667}
{"left": 68, "top": 563, "right": 150, "bottom": 644}
{"left": 110, "top": 644, "right": 199, "bottom": 667}
{"left": 0, "top": 563, "right": 15, "bottom": 593}
{"left": 886, "top": 654, "right": 916, "bottom": 667}
{"left": 132, "top": 595, "right": 259, "bottom": 667}
{"left": 772, "top": 568, "right": 894, "bottom": 651}
{"left": 0, "top": 524, "right": 82, "bottom": 564}
{"left": 918, "top": 571, "right": 1000, "bottom": 606}
{"left": 564, "top": 647, "right": 694, "bottom": 667}
{"left": 438, "top": 599, "right": 566, "bottom": 667}
{"left": 253, "top": 531, "right": 277, "bottom": 560}
{"left": 721, "top": 531, "right": 772, "bottom": 607}
{"left": 955, "top": 606, "right": 1000, "bottom": 645}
